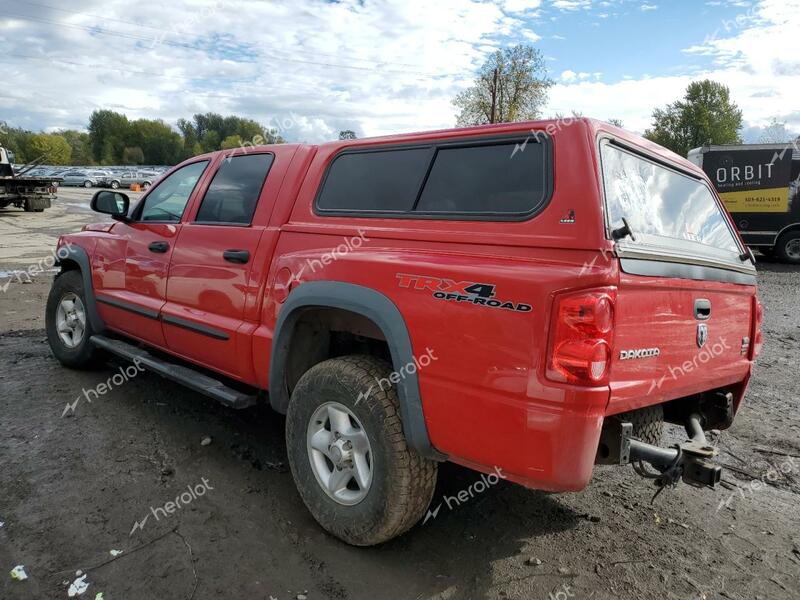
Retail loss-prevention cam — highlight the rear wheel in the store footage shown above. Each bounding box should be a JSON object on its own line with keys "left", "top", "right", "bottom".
{"left": 776, "top": 231, "right": 800, "bottom": 264}
{"left": 286, "top": 355, "right": 437, "bottom": 546}
{"left": 142, "top": 182, "right": 151, "bottom": 190}
{"left": 46, "top": 271, "right": 99, "bottom": 368}
{"left": 110, "top": 180, "right": 120, "bottom": 189}
{"left": 83, "top": 180, "right": 92, "bottom": 188}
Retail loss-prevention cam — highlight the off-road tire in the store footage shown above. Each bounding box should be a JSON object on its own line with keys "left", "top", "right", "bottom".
{"left": 775, "top": 231, "right": 800, "bottom": 264}
{"left": 618, "top": 404, "right": 663, "bottom": 446}
{"left": 46, "top": 270, "right": 99, "bottom": 369}
{"left": 286, "top": 355, "right": 437, "bottom": 546}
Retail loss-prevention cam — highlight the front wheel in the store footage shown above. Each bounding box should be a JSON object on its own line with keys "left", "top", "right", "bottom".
{"left": 46, "top": 270, "right": 99, "bottom": 368}
{"left": 776, "top": 231, "right": 800, "bottom": 264}
{"left": 286, "top": 355, "right": 437, "bottom": 546}
{"left": 110, "top": 180, "right": 120, "bottom": 189}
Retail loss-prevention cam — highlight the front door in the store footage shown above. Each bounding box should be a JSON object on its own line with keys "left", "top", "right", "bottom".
{"left": 94, "top": 160, "right": 211, "bottom": 347}
{"left": 162, "top": 152, "right": 277, "bottom": 381}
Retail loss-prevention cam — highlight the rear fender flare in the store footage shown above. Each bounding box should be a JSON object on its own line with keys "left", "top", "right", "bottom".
{"left": 269, "top": 281, "right": 444, "bottom": 461}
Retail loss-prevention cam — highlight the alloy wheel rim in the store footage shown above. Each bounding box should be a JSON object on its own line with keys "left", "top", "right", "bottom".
{"left": 306, "top": 401, "right": 373, "bottom": 505}
{"left": 55, "top": 292, "right": 86, "bottom": 349}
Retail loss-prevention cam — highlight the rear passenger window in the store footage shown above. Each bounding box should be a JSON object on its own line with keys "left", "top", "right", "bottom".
{"left": 316, "top": 148, "right": 431, "bottom": 212}
{"left": 416, "top": 143, "right": 547, "bottom": 214}
{"left": 315, "top": 138, "right": 550, "bottom": 219}
{"left": 195, "top": 153, "right": 274, "bottom": 224}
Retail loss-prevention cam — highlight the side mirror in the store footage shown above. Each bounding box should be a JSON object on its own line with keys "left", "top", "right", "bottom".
{"left": 91, "top": 190, "right": 130, "bottom": 219}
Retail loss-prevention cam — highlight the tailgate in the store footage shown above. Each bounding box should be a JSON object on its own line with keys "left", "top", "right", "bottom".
{"left": 608, "top": 271, "right": 755, "bottom": 414}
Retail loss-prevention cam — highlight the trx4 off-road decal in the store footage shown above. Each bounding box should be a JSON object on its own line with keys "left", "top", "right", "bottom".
{"left": 396, "top": 273, "right": 532, "bottom": 312}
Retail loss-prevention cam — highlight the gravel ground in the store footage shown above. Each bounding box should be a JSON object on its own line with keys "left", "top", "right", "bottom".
{"left": 1, "top": 192, "right": 799, "bottom": 600}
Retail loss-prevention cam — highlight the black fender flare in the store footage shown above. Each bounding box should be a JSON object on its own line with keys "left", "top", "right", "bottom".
{"left": 54, "top": 244, "right": 106, "bottom": 333}
{"left": 269, "top": 281, "right": 445, "bottom": 461}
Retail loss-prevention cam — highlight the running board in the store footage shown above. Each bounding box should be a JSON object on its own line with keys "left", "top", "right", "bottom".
{"left": 90, "top": 335, "right": 258, "bottom": 409}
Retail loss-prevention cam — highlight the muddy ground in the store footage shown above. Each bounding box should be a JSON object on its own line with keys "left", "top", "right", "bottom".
{"left": 1, "top": 191, "right": 799, "bottom": 600}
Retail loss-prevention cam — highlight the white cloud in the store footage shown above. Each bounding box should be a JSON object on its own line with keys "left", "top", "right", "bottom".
{"left": 547, "top": 0, "right": 800, "bottom": 139}
{"left": 0, "top": 0, "right": 796, "bottom": 151}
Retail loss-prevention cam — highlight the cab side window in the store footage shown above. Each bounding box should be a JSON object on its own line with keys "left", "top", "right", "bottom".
{"left": 195, "top": 153, "right": 274, "bottom": 225}
{"left": 139, "top": 161, "right": 209, "bottom": 222}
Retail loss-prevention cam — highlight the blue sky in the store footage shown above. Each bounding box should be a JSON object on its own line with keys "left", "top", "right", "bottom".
{"left": 0, "top": 0, "right": 797, "bottom": 144}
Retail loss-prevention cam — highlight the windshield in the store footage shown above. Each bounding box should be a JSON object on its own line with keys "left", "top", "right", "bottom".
{"left": 601, "top": 143, "right": 740, "bottom": 255}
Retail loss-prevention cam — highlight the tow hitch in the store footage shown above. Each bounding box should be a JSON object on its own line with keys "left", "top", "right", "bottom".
{"left": 600, "top": 413, "right": 722, "bottom": 501}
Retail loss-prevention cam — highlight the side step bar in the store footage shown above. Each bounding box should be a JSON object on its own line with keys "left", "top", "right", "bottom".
{"left": 91, "top": 335, "right": 258, "bottom": 409}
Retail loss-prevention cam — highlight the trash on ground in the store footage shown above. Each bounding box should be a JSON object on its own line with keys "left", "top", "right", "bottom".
{"left": 201, "top": 436, "right": 212, "bottom": 446}
{"left": 68, "top": 573, "right": 89, "bottom": 597}
{"left": 109, "top": 549, "right": 123, "bottom": 556}
{"left": 10, "top": 565, "right": 28, "bottom": 581}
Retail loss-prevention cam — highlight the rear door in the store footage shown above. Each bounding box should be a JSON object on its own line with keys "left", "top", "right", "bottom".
{"left": 161, "top": 151, "right": 282, "bottom": 381}
{"left": 600, "top": 140, "right": 757, "bottom": 414}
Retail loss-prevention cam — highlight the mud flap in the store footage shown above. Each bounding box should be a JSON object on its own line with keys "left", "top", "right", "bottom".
{"left": 24, "top": 196, "right": 51, "bottom": 211}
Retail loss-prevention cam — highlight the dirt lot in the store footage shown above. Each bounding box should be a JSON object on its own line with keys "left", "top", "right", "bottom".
{"left": 1, "top": 191, "right": 799, "bottom": 600}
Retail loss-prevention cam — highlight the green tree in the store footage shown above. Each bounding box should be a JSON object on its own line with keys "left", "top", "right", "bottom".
{"left": 606, "top": 118, "right": 624, "bottom": 128}
{"left": 0, "top": 125, "right": 34, "bottom": 164}
{"left": 128, "top": 119, "right": 183, "bottom": 165}
{"left": 59, "top": 130, "right": 94, "bottom": 165}
{"left": 122, "top": 146, "right": 145, "bottom": 165}
{"left": 339, "top": 130, "right": 357, "bottom": 140}
{"left": 28, "top": 133, "right": 72, "bottom": 165}
{"left": 88, "top": 110, "right": 131, "bottom": 163}
{"left": 644, "top": 80, "right": 743, "bottom": 157}
{"left": 453, "top": 45, "right": 552, "bottom": 126}
{"left": 220, "top": 134, "right": 243, "bottom": 149}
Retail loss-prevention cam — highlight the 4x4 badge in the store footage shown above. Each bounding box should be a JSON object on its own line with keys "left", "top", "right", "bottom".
{"left": 396, "top": 273, "right": 532, "bottom": 313}
{"left": 697, "top": 323, "right": 708, "bottom": 348}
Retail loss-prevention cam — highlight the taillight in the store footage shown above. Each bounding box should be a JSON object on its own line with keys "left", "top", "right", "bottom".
{"left": 547, "top": 287, "right": 616, "bottom": 386}
{"left": 752, "top": 298, "right": 763, "bottom": 359}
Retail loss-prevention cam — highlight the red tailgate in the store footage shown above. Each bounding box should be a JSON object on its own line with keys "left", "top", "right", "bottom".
{"left": 608, "top": 271, "right": 755, "bottom": 415}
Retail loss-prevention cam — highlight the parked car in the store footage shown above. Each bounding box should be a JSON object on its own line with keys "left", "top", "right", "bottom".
{"left": 104, "top": 171, "right": 156, "bottom": 190}
{"left": 59, "top": 170, "right": 111, "bottom": 188}
{"left": 46, "top": 118, "right": 761, "bottom": 546}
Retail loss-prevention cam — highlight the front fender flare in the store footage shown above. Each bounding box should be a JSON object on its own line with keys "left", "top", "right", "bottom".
{"left": 269, "top": 281, "right": 444, "bottom": 461}
{"left": 55, "top": 244, "right": 106, "bottom": 333}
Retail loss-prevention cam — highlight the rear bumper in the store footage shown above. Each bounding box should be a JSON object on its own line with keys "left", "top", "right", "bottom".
{"left": 443, "top": 374, "right": 750, "bottom": 494}
{"left": 444, "top": 390, "right": 608, "bottom": 493}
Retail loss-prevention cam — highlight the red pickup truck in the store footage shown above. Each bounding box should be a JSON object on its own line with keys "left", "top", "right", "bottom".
{"left": 46, "top": 118, "right": 761, "bottom": 545}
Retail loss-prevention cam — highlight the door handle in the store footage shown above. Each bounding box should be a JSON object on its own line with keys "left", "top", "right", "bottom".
{"left": 148, "top": 241, "right": 169, "bottom": 253}
{"left": 223, "top": 249, "right": 250, "bottom": 264}
{"left": 694, "top": 298, "right": 711, "bottom": 320}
